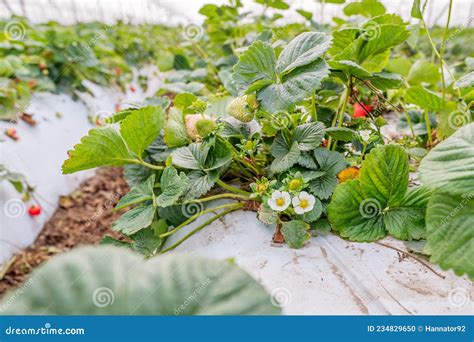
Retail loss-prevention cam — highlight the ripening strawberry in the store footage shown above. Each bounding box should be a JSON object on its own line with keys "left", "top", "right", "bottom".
{"left": 353, "top": 103, "right": 371, "bottom": 118}
{"left": 38, "top": 62, "right": 47, "bottom": 70}
{"left": 6, "top": 128, "right": 19, "bottom": 140}
{"left": 227, "top": 95, "right": 259, "bottom": 123}
{"left": 115, "top": 103, "right": 121, "bottom": 112}
{"left": 130, "top": 85, "right": 136, "bottom": 93}
{"left": 27, "top": 80, "right": 37, "bottom": 89}
{"left": 185, "top": 114, "right": 217, "bottom": 141}
{"left": 28, "top": 204, "right": 41, "bottom": 216}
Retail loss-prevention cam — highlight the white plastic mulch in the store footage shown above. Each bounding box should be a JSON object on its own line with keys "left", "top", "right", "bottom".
{"left": 165, "top": 206, "right": 473, "bottom": 315}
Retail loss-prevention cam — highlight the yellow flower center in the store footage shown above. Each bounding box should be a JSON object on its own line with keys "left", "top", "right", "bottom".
{"left": 276, "top": 198, "right": 285, "bottom": 206}
{"left": 289, "top": 179, "right": 302, "bottom": 190}
{"left": 299, "top": 199, "right": 309, "bottom": 209}
{"left": 256, "top": 184, "right": 266, "bottom": 192}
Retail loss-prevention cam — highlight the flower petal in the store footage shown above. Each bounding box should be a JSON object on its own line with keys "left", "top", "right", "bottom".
{"left": 294, "top": 206, "right": 305, "bottom": 215}
{"left": 271, "top": 190, "right": 282, "bottom": 201}
{"left": 292, "top": 197, "right": 300, "bottom": 207}
{"left": 267, "top": 198, "right": 277, "bottom": 211}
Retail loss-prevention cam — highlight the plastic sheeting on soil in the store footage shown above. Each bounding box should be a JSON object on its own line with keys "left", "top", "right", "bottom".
{"left": 164, "top": 201, "right": 473, "bottom": 315}
{"left": 0, "top": 67, "right": 163, "bottom": 265}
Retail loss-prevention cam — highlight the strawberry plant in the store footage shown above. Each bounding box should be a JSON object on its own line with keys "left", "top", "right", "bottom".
{"left": 61, "top": 11, "right": 473, "bottom": 279}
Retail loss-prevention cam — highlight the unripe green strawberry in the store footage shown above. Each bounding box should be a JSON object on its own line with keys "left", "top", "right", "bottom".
{"left": 227, "top": 95, "right": 259, "bottom": 123}
{"left": 196, "top": 118, "right": 218, "bottom": 139}
{"left": 185, "top": 114, "right": 217, "bottom": 141}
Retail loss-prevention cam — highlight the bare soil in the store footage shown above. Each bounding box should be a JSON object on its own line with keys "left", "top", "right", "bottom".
{"left": 0, "top": 167, "right": 128, "bottom": 296}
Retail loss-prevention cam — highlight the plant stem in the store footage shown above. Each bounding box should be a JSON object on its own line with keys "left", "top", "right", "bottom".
{"left": 181, "top": 193, "right": 249, "bottom": 204}
{"left": 439, "top": 0, "right": 453, "bottom": 100}
{"left": 419, "top": 2, "right": 460, "bottom": 97}
{"left": 216, "top": 179, "right": 251, "bottom": 196}
{"left": 311, "top": 89, "right": 318, "bottom": 121}
{"left": 159, "top": 203, "right": 244, "bottom": 253}
{"left": 330, "top": 84, "right": 350, "bottom": 150}
{"left": 424, "top": 109, "right": 433, "bottom": 146}
{"left": 159, "top": 202, "right": 241, "bottom": 238}
{"left": 134, "top": 159, "right": 164, "bottom": 171}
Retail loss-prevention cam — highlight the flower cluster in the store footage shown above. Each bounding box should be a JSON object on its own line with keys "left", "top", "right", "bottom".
{"left": 267, "top": 191, "right": 316, "bottom": 214}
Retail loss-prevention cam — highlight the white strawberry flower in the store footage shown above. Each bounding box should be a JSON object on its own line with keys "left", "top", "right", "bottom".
{"left": 359, "top": 129, "right": 372, "bottom": 143}
{"left": 292, "top": 191, "right": 316, "bottom": 215}
{"left": 267, "top": 190, "right": 291, "bottom": 212}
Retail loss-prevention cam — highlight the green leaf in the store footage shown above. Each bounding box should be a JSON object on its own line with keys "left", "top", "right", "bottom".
{"left": 369, "top": 72, "right": 403, "bottom": 90}
{"left": 276, "top": 32, "right": 332, "bottom": 75}
{"left": 454, "top": 72, "right": 474, "bottom": 89}
{"left": 164, "top": 107, "right": 190, "bottom": 147}
{"left": 156, "top": 167, "right": 189, "bottom": 207}
{"left": 329, "top": 60, "right": 372, "bottom": 78}
{"left": 62, "top": 127, "right": 133, "bottom": 174}
{"left": 419, "top": 123, "right": 474, "bottom": 195}
{"left": 384, "top": 186, "right": 431, "bottom": 240}
{"left": 281, "top": 220, "right": 311, "bottom": 248}
{"left": 411, "top": 0, "right": 422, "bottom": 19}
{"left": 171, "top": 143, "right": 210, "bottom": 170}
{"left": 123, "top": 164, "right": 153, "bottom": 187}
{"left": 407, "top": 60, "right": 440, "bottom": 85}
{"left": 425, "top": 192, "right": 474, "bottom": 279}
{"left": 325, "top": 127, "right": 359, "bottom": 142}
{"left": 257, "top": 204, "right": 278, "bottom": 225}
{"left": 270, "top": 141, "right": 300, "bottom": 174}
{"left": 328, "top": 179, "right": 387, "bottom": 242}
{"left": 120, "top": 106, "right": 164, "bottom": 158}
{"left": 0, "top": 246, "right": 280, "bottom": 314}
{"left": 356, "top": 23, "right": 410, "bottom": 64}
{"left": 359, "top": 144, "right": 409, "bottom": 207}
{"left": 343, "top": 0, "right": 385, "bottom": 17}
{"left": 130, "top": 226, "right": 164, "bottom": 256}
{"left": 112, "top": 205, "right": 155, "bottom": 235}
{"left": 233, "top": 33, "right": 331, "bottom": 112}
{"left": 313, "top": 148, "right": 347, "bottom": 175}
{"left": 329, "top": 28, "right": 361, "bottom": 57}
{"left": 185, "top": 170, "right": 219, "bottom": 200}
{"left": 361, "top": 50, "right": 390, "bottom": 72}
{"left": 405, "top": 86, "right": 444, "bottom": 111}
{"left": 328, "top": 145, "right": 413, "bottom": 242}
{"left": 293, "top": 122, "right": 325, "bottom": 151}
{"left": 171, "top": 141, "right": 231, "bottom": 172}
{"left": 258, "top": 59, "right": 330, "bottom": 112}
{"left": 308, "top": 174, "right": 338, "bottom": 200}
{"left": 308, "top": 148, "right": 346, "bottom": 199}
{"left": 115, "top": 175, "right": 155, "bottom": 210}
{"left": 233, "top": 41, "right": 276, "bottom": 92}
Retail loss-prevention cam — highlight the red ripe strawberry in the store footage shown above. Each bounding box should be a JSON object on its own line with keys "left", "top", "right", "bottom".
{"left": 130, "top": 85, "right": 136, "bottom": 93}
{"left": 321, "top": 138, "right": 328, "bottom": 147}
{"left": 353, "top": 103, "right": 372, "bottom": 118}
{"left": 28, "top": 204, "right": 41, "bottom": 216}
